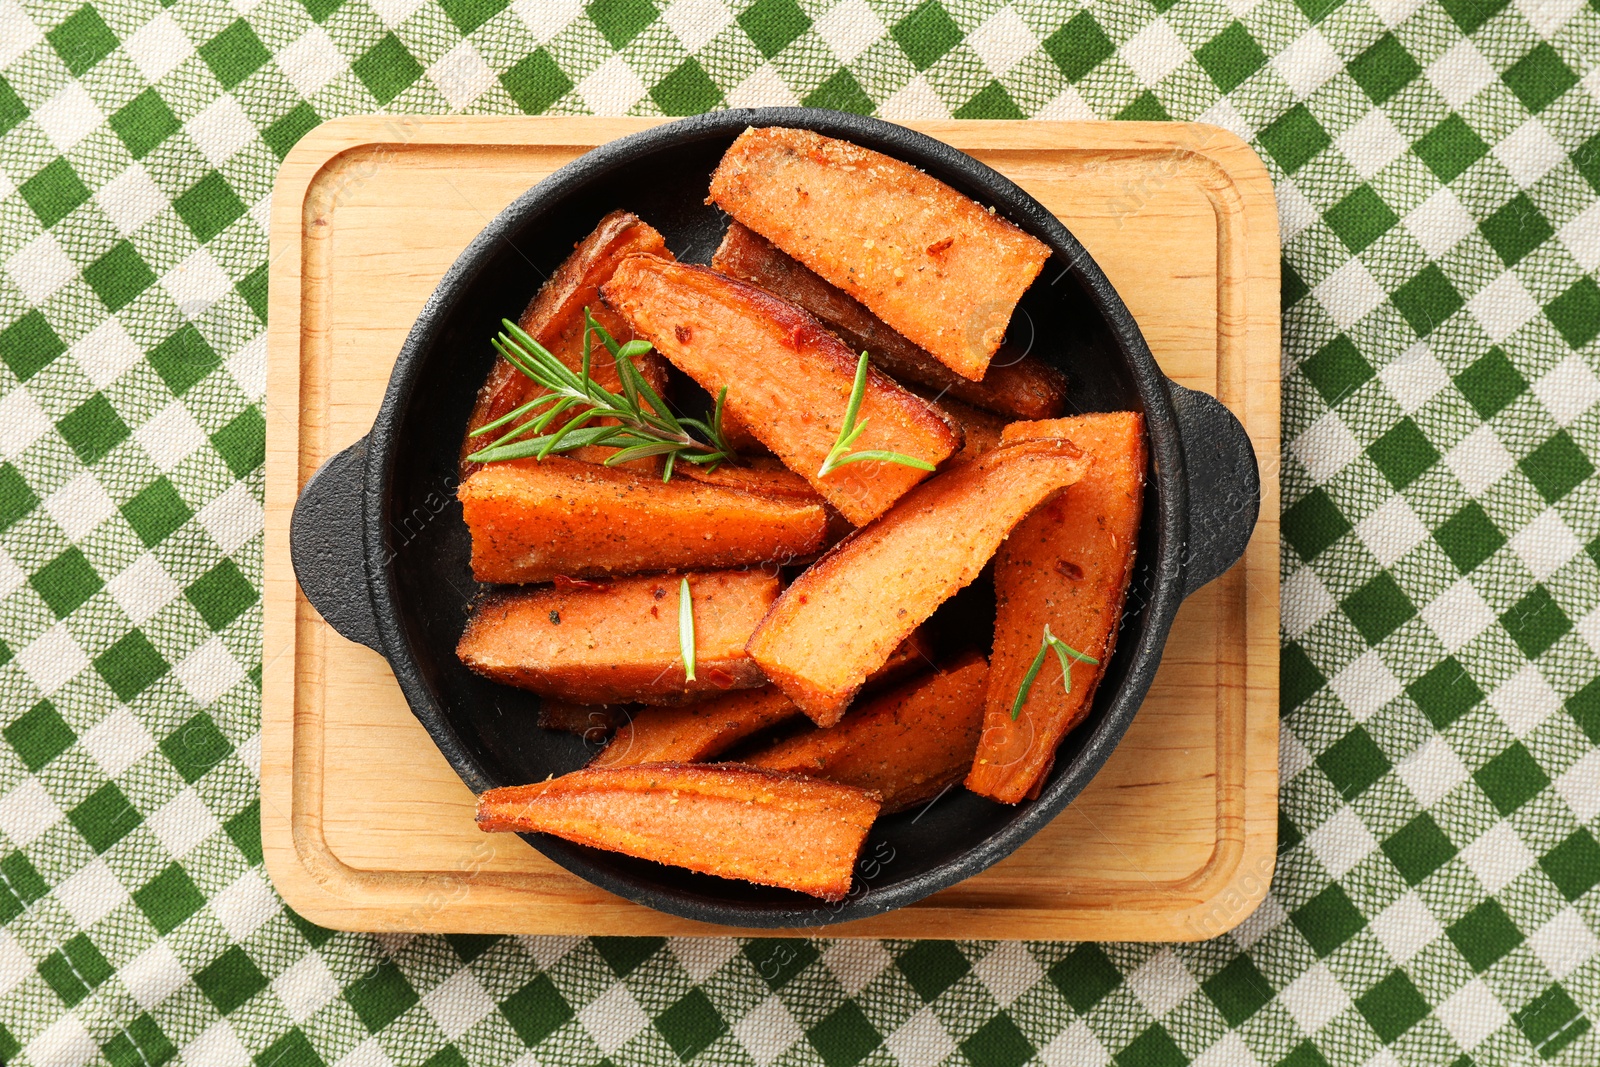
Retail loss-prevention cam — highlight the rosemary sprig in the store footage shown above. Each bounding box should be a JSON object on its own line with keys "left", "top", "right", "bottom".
{"left": 1009, "top": 624, "right": 1101, "bottom": 720}
{"left": 817, "top": 353, "right": 939, "bottom": 478}
{"left": 679, "top": 577, "right": 696, "bottom": 682}
{"left": 467, "top": 309, "right": 737, "bottom": 482}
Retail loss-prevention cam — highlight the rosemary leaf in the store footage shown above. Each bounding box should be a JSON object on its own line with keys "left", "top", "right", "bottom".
{"left": 1011, "top": 625, "right": 1102, "bottom": 719}
{"left": 679, "top": 577, "right": 696, "bottom": 682}
{"left": 818, "top": 353, "right": 938, "bottom": 478}
{"left": 1009, "top": 639, "right": 1051, "bottom": 721}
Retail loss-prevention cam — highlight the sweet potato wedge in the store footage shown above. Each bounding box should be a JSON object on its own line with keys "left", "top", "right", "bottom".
{"left": 747, "top": 438, "right": 1091, "bottom": 725}
{"left": 864, "top": 626, "right": 935, "bottom": 691}
{"left": 475, "top": 763, "right": 880, "bottom": 900}
{"left": 537, "top": 700, "right": 626, "bottom": 740}
{"left": 707, "top": 128, "right": 1051, "bottom": 381}
{"left": 746, "top": 651, "right": 987, "bottom": 813}
{"left": 457, "top": 570, "right": 778, "bottom": 705}
{"left": 460, "top": 211, "right": 672, "bottom": 478}
{"left": 713, "top": 222, "right": 1067, "bottom": 418}
{"left": 458, "top": 456, "right": 827, "bottom": 584}
{"left": 934, "top": 396, "right": 1006, "bottom": 467}
{"left": 967, "top": 413, "right": 1147, "bottom": 804}
{"left": 601, "top": 256, "right": 961, "bottom": 526}
{"left": 675, "top": 456, "right": 823, "bottom": 504}
{"left": 591, "top": 686, "right": 799, "bottom": 767}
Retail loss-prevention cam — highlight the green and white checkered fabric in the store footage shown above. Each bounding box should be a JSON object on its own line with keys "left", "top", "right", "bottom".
{"left": 0, "top": 0, "right": 1596, "bottom": 1062}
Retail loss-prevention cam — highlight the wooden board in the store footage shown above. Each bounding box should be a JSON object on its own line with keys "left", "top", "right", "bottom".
{"left": 263, "top": 117, "right": 1280, "bottom": 939}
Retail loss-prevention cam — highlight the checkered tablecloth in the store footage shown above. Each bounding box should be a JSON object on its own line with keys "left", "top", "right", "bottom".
{"left": 0, "top": 0, "right": 1597, "bottom": 1063}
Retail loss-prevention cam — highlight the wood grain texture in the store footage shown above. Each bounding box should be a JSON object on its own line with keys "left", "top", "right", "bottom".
{"left": 263, "top": 117, "right": 1280, "bottom": 939}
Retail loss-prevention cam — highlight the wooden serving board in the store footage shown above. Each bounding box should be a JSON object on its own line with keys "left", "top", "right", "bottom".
{"left": 263, "top": 117, "right": 1280, "bottom": 939}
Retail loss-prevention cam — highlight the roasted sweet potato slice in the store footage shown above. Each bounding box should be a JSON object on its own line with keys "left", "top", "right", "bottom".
{"left": 458, "top": 456, "right": 827, "bottom": 584}
{"left": 602, "top": 257, "right": 961, "bottom": 526}
{"left": 461, "top": 211, "right": 672, "bottom": 478}
{"left": 747, "top": 438, "right": 1090, "bottom": 725}
{"left": 538, "top": 700, "right": 626, "bottom": 740}
{"left": 713, "top": 222, "right": 1066, "bottom": 418}
{"left": 476, "top": 763, "right": 880, "bottom": 900}
{"left": 967, "top": 413, "right": 1147, "bottom": 804}
{"left": 708, "top": 128, "right": 1050, "bottom": 381}
{"left": 675, "top": 456, "right": 823, "bottom": 504}
{"left": 746, "top": 651, "right": 987, "bottom": 813}
{"left": 458, "top": 571, "right": 778, "bottom": 705}
{"left": 933, "top": 396, "right": 1006, "bottom": 467}
{"left": 592, "top": 686, "right": 799, "bottom": 767}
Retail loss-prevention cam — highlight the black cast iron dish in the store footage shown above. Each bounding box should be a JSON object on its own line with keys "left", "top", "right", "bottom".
{"left": 290, "top": 108, "right": 1260, "bottom": 928}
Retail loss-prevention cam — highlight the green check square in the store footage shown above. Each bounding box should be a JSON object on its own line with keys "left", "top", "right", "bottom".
{"left": 1368, "top": 418, "right": 1440, "bottom": 488}
{"left": 422, "top": 1050, "right": 467, "bottom": 1067}
{"left": 1515, "top": 984, "right": 1590, "bottom": 1058}
{"left": 1455, "top": 347, "right": 1527, "bottom": 418}
{"left": 1546, "top": 278, "right": 1600, "bottom": 349}
{"left": 1474, "top": 741, "right": 1550, "bottom": 814}
{"left": 1577, "top": 133, "right": 1600, "bottom": 194}
{"left": 186, "top": 560, "right": 258, "bottom": 630}
{"left": 1501, "top": 584, "right": 1572, "bottom": 658}
{"left": 501, "top": 49, "right": 571, "bottom": 114}
{"left": 31, "top": 548, "right": 103, "bottom": 618}
{"left": 0, "top": 464, "right": 36, "bottom": 534}
{"left": 0, "top": 77, "right": 21, "bottom": 137}
{"left": 1283, "top": 258, "right": 1309, "bottom": 307}
{"left": 254, "top": 1030, "right": 325, "bottom": 1067}
{"left": 0, "top": 853, "right": 48, "bottom": 915}
{"left": 161, "top": 713, "right": 234, "bottom": 780}
{"left": 20, "top": 158, "right": 91, "bottom": 229}
{"left": 1119, "top": 1026, "right": 1187, "bottom": 1067}
{"left": 48, "top": 5, "right": 118, "bottom": 77}
{"left": 195, "top": 946, "right": 269, "bottom": 1014}
{"left": 803, "top": 69, "right": 873, "bottom": 115}
{"left": 354, "top": 35, "right": 423, "bottom": 106}
{"left": 499, "top": 974, "right": 571, "bottom": 1046}
{"left": 1, "top": 311, "right": 67, "bottom": 381}
{"left": 94, "top": 630, "right": 169, "bottom": 702}
{"left": 1203, "top": 955, "right": 1273, "bottom": 1026}
{"left": 739, "top": 0, "right": 809, "bottom": 59}
{"left": 1408, "top": 657, "right": 1483, "bottom": 728}
{"left": 104, "top": 1014, "right": 175, "bottom": 1067}
{"left": 1356, "top": 970, "right": 1428, "bottom": 1043}
{"left": 1448, "top": 899, "right": 1524, "bottom": 970}
{"left": 1343, "top": 571, "right": 1417, "bottom": 645}
{"left": 300, "top": 0, "right": 345, "bottom": 21}
{"left": 58, "top": 394, "right": 131, "bottom": 465}
{"left": 893, "top": 1, "right": 962, "bottom": 71}
{"left": 1480, "top": 194, "right": 1553, "bottom": 266}
{"left": 1540, "top": 830, "right": 1600, "bottom": 901}
{"left": 1435, "top": 501, "right": 1504, "bottom": 573}
{"left": 39, "top": 934, "right": 113, "bottom": 1007}
{"left": 1259, "top": 105, "right": 1330, "bottom": 174}
{"left": 123, "top": 477, "right": 192, "bottom": 547}
{"left": 896, "top": 941, "right": 969, "bottom": 1001}
{"left": 1415, "top": 115, "right": 1488, "bottom": 183}
{"left": 149, "top": 324, "right": 221, "bottom": 395}
{"left": 70, "top": 781, "right": 143, "bottom": 853}
{"left": 1303, "top": 336, "right": 1373, "bottom": 405}
{"left": 200, "top": 19, "right": 271, "bottom": 89}
{"left": 1279, "top": 1041, "right": 1334, "bottom": 1067}
{"left": 238, "top": 264, "right": 269, "bottom": 322}
{"left": 1521, "top": 431, "right": 1594, "bottom": 503}
{"left": 1392, "top": 265, "right": 1463, "bottom": 336}
{"left": 345, "top": 960, "right": 418, "bottom": 1033}
{"left": 808, "top": 1003, "right": 881, "bottom": 1067}
{"left": 1117, "top": 92, "right": 1171, "bottom": 121}
{"left": 1383, "top": 813, "right": 1456, "bottom": 885}
{"left": 85, "top": 242, "right": 157, "bottom": 313}
{"left": 955, "top": 82, "right": 1025, "bottom": 120}
{"left": 1440, "top": 0, "right": 1509, "bottom": 32}
{"left": 1294, "top": 0, "right": 1346, "bottom": 19}
{"left": 1349, "top": 34, "right": 1420, "bottom": 104}
{"left": 1049, "top": 943, "right": 1121, "bottom": 1011}
{"left": 174, "top": 173, "right": 246, "bottom": 244}
{"left": 1502, "top": 44, "right": 1577, "bottom": 113}
{"left": 264, "top": 104, "right": 320, "bottom": 161}
{"left": 653, "top": 59, "right": 722, "bottom": 116}
{"left": 1567, "top": 679, "right": 1600, "bottom": 744}
{"left": 4, "top": 700, "right": 76, "bottom": 771}
{"left": 439, "top": 0, "right": 507, "bottom": 34}
{"left": 1282, "top": 643, "right": 1326, "bottom": 712}
{"left": 1044, "top": 12, "right": 1114, "bottom": 83}
{"left": 1326, "top": 186, "right": 1398, "bottom": 253}
{"left": 1196, "top": 22, "right": 1266, "bottom": 93}
{"left": 111, "top": 90, "right": 181, "bottom": 160}
{"left": 226, "top": 800, "right": 263, "bottom": 864}
{"left": 1292, "top": 883, "right": 1365, "bottom": 955}
{"left": 1318, "top": 726, "right": 1391, "bottom": 798}
{"left": 209, "top": 403, "right": 265, "bottom": 473}
{"left": 656, "top": 988, "right": 727, "bottom": 1061}
{"left": 588, "top": 0, "right": 656, "bottom": 49}
{"left": 745, "top": 939, "right": 817, "bottom": 989}
{"left": 1283, "top": 488, "right": 1350, "bottom": 560}
{"left": 593, "top": 937, "right": 662, "bottom": 976}
{"left": 961, "top": 1014, "right": 1033, "bottom": 1067}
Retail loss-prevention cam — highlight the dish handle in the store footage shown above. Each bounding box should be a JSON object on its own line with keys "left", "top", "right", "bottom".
{"left": 1170, "top": 383, "right": 1260, "bottom": 596}
{"left": 290, "top": 436, "right": 383, "bottom": 651}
